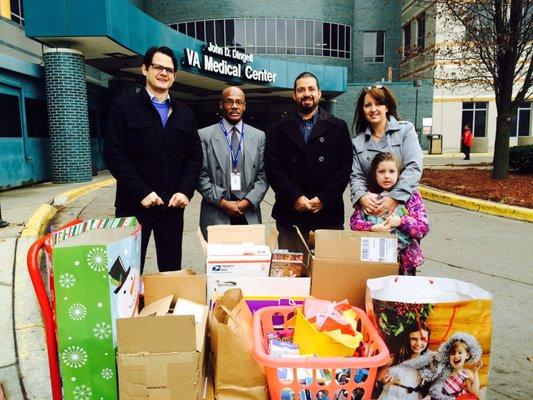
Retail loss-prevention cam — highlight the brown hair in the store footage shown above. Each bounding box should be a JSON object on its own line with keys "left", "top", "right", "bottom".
{"left": 353, "top": 85, "right": 400, "bottom": 134}
{"left": 367, "top": 152, "right": 403, "bottom": 193}
{"left": 396, "top": 322, "right": 431, "bottom": 364}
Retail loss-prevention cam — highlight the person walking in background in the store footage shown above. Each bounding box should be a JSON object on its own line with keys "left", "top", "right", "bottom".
{"left": 104, "top": 46, "right": 202, "bottom": 272}
{"left": 265, "top": 72, "right": 352, "bottom": 250}
{"left": 350, "top": 85, "right": 423, "bottom": 218}
{"left": 350, "top": 152, "right": 429, "bottom": 275}
{"left": 462, "top": 124, "right": 473, "bottom": 160}
{"left": 197, "top": 86, "right": 268, "bottom": 239}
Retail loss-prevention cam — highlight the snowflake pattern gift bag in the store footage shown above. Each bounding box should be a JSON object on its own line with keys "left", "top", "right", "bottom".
{"left": 45, "top": 217, "right": 141, "bottom": 400}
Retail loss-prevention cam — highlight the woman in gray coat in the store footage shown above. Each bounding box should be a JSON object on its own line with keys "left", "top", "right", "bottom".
{"left": 350, "top": 85, "right": 423, "bottom": 216}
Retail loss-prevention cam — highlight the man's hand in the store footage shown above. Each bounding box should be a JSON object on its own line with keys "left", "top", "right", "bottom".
{"left": 293, "top": 196, "right": 312, "bottom": 212}
{"left": 141, "top": 192, "right": 164, "bottom": 208}
{"left": 220, "top": 198, "right": 244, "bottom": 217}
{"left": 169, "top": 192, "right": 189, "bottom": 208}
{"left": 374, "top": 196, "right": 398, "bottom": 217}
{"left": 359, "top": 193, "right": 381, "bottom": 215}
{"left": 236, "top": 198, "right": 252, "bottom": 213}
{"left": 309, "top": 197, "right": 324, "bottom": 213}
{"left": 371, "top": 223, "right": 391, "bottom": 233}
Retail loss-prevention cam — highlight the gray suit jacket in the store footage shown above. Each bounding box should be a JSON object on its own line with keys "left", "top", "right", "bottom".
{"left": 197, "top": 122, "right": 269, "bottom": 238}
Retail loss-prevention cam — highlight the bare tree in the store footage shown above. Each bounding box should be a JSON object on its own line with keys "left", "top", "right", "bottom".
{"left": 410, "top": 0, "right": 532, "bottom": 179}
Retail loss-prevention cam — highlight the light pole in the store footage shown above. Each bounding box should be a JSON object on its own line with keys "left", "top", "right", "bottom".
{"left": 413, "top": 80, "right": 423, "bottom": 142}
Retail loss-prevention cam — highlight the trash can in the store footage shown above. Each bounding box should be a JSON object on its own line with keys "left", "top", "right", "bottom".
{"left": 428, "top": 134, "right": 442, "bottom": 155}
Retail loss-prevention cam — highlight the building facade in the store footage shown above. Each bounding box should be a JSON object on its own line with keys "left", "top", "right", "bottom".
{"left": 1, "top": 0, "right": 437, "bottom": 189}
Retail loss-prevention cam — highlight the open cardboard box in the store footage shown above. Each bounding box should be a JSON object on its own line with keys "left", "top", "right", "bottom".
{"left": 198, "top": 225, "right": 311, "bottom": 307}
{"left": 297, "top": 228, "right": 399, "bottom": 310}
{"left": 143, "top": 269, "right": 206, "bottom": 306}
{"left": 117, "top": 277, "right": 208, "bottom": 400}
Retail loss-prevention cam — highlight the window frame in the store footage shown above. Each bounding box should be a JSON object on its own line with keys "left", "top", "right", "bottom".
{"left": 461, "top": 102, "right": 488, "bottom": 138}
{"left": 363, "top": 31, "right": 385, "bottom": 63}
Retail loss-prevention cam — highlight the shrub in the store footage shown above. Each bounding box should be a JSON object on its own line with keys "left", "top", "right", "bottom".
{"left": 509, "top": 144, "right": 533, "bottom": 173}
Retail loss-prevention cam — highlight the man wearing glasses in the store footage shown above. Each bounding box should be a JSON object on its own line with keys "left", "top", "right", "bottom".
{"left": 104, "top": 46, "right": 202, "bottom": 272}
{"left": 197, "top": 86, "right": 268, "bottom": 239}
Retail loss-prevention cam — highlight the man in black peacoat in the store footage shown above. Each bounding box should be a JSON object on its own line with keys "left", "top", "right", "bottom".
{"left": 104, "top": 46, "right": 202, "bottom": 272}
{"left": 265, "top": 72, "right": 352, "bottom": 250}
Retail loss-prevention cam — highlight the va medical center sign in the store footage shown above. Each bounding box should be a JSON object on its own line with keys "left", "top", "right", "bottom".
{"left": 182, "top": 42, "right": 277, "bottom": 83}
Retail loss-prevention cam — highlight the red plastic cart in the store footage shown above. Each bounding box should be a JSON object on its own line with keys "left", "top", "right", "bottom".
{"left": 253, "top": 306, "right": 390, "bottom": 400}
{"left": 27, "top": 219, "right": 82, "bottom": 400}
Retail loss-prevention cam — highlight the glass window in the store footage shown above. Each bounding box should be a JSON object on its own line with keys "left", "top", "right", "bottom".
{"left": 246, "top": 18, "right": 256, "bottom": 53}
{"left": 169, "top": 23, "right": 177, "bottom": 31}
{"left": 331, "top": 24, "right": 338, "bottom": 57}
{"left": 314, "top": 21, "right": 323, "bottom": 56}
{"left": 89, "top": 109, "right": 98, "bottom": 138}
{"left": 305, "top": 20, "right": 314, "bottom": 55}
{"left": 462, "top": 102, "right": 488, "bottom": 137}
{"left": 215, "top": 19, "right": 225, "bottom": 46}
{"left": 296, "top": 19, "right": 305, "bottom": 55}
{"left": 511, "top": 102, "right": 531, "bottom": 137}
{"left": 256, "top": 18, "right": 266, "bottom": 53}
{"left": 186, "top": 22, "right": 195, "bottom": 37}
{"left": 323, "top": 23, "right": 330, "bottom": 56}
{"left": 276, "top": 19, "right": 286, "bottom": 54}
{"left": 196, "top": 21, "right": 205, "bottom": 41}
{"left": 417, "top": 14, "right": 426, "bottom": 48}
{"left": 225, "top": 19, "right": 235, "bottom": 47}
{"left": 206, "top": 20, "right": 215, "bottom": 43}
{"left": 266, "top": 18, "right": 276, "bottom": 54}
{"left": 10, "top": 0, "right": 24, "bottom": 26}
{"left": 178, "top": 23, "right": 186, "bottom": 34}
{"left": 403, "top": 23, "right": 411, "bottom": 55}
{"left": 234, "top": 19, "right": 245, "bottom": 50}
{"left": 0, "top": 93, "right": 22, "bottom": 137}
{"left": 346, "top": 26, "right": 351, "bottom": 58}
{"left": 339, "top": 25, "right": 345, "bottom": 52}
{"left": 25, "top": 98, "right": 49, "bottom": 138}
{"left": 364, "top": 31, "right": 385, "bottom": 63}
{"left": 287, "top": 19, "right": 296, "bottom": 54}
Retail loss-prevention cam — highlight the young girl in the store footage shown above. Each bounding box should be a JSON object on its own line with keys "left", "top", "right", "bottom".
{"left": 350, "top": 152, "right": 429, "bottom": 275}
{"left": 377, "top": 323, "right": 433, "bottom": 400}
{"left": 423, "top": 333, "right": 483, "bottom": 400}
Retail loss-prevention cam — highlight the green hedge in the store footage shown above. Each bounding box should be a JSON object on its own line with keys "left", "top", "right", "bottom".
{"left": 509, "top": 144, "right": 533, "bottom": 173}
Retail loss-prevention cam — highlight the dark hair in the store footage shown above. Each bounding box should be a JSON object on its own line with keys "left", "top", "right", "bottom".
{"left": 367, "top": 152, "right": 402, "bottom": 193}
{"left": 353, "top": 85, "right": 400, "bottom": 133}
{"left": 396, "top": 322, "right": 430, "bottom": 364}
{"left": 142, "top": 46, "right": 178, "bottom": 70}
{"left": 293, "top": 71, "right": 320, "bottom": 92}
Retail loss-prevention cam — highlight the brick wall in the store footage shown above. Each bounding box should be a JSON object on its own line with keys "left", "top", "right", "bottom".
{"left": 43, "top": 49, "right": 92, "bottom": 183}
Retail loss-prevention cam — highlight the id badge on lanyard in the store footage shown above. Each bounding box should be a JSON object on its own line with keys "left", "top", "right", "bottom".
{"left": 220, "top": 121, "right": 245, "bottom": 191}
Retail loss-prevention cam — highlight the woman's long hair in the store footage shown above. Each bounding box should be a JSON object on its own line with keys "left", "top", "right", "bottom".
{"left": 353, "top": 85, "right": 400, "bottom": 134}
{"left": 396, "top": 322, "right": 431, "bottom": 365}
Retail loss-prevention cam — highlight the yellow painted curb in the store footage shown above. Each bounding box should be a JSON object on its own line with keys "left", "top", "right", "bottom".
{"left": 420, "top": 185, "right": 533, "bottom": 223}
{"left": 20, "top": 178, "right": 116, "bottom": 238}
{"left": 21, "top": 204, "right": 57, "bottom": 238}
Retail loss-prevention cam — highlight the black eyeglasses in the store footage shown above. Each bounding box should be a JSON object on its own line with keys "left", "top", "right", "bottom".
{"left": 150, "top": 63, "right": 175, "bottom": 75}
{"left": 222, "top": 99, "right": 245, "bottom": 107}
{"left": 363, "top": 84, "right": 384, "bottom": 92}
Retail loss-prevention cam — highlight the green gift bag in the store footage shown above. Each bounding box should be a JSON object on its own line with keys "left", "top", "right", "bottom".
{"left": 45, "top": 217, "right": 141, "bottom": 400}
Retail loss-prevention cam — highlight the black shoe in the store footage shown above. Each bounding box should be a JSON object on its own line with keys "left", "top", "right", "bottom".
{"left": 0, "top": 219, "right": 8, "bottom": 228}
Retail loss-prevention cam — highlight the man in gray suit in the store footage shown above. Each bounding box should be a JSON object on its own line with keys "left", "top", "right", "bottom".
{"left": 197, "top": 86, "right": 269, "bottom": 238}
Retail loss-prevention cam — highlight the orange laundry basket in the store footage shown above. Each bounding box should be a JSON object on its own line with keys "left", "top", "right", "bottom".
{"left": 253, "top": 306, "right": 389, "bottom": 400}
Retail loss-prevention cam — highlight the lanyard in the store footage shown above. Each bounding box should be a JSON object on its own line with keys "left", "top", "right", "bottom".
{"left": 219, "top": 121, "right": 245, "bottom": 171}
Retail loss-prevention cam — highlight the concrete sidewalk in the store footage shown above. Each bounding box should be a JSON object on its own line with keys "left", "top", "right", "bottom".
{"left": 0, "top": 153, "right": 530, "bottom": 399}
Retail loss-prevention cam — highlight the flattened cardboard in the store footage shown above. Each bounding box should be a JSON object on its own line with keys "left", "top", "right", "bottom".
{"left": 143, "top": 271, "right": 207, "bottom": 306}
{"left": 138, "top": 295, "right": 173, "bottom": 317}
{"left": 297, "top": 228, "right": 398, "bottom": 310}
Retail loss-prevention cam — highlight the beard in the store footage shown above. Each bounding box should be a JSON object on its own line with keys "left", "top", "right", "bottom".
{"left": 296, "top": 97, "right": 318, "bottom": 114}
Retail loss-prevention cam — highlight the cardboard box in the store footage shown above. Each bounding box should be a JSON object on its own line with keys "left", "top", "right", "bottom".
{"left": 117, "top": 275, "right": 208, "bottom": 400}
{"left": 298, "top": 229, "right": 399, "bottom": 310}
{"left": 200, "top": 225, "right": 311, "bottom": 307}
{"left": 143, "top": 269, "right": 207, "bottom": 306}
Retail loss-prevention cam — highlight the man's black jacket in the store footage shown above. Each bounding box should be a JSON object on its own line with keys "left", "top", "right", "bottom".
{"left": 104, "top": 88, "right": 202, "bottom": 213}
{"left": 265, "top": 108, "right": 352, "bottom": 229}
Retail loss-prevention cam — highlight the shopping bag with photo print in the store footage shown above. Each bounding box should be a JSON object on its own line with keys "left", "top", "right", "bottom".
{"left": 366, "top": 276, "right": 492, "bottom": 400}
{"left": 45, "top": 217, "right": 141, "bottom": 400}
